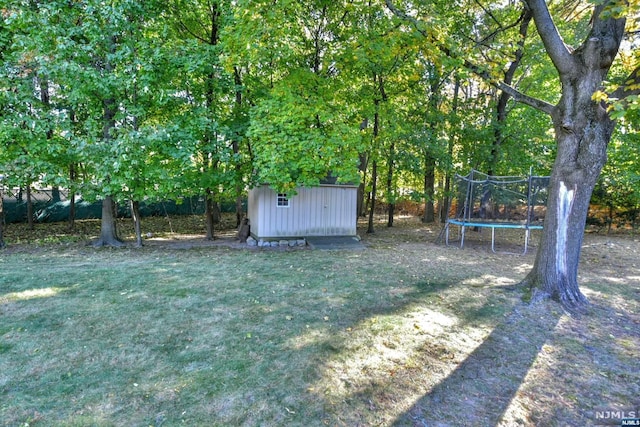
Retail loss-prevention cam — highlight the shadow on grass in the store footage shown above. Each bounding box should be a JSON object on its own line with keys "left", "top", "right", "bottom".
{"left": 301, "top": 277, "right": 555, "bottom": 426}
{"left": 390, "top": 300, "right": 562, "bottom": 426}
{"left": 0, "top": 248, "right": 553, "bottom": 426}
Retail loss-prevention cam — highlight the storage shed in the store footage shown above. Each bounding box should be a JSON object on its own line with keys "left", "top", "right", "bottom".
{"left": 247, "top": 184, "right": 358, "bottom": 240}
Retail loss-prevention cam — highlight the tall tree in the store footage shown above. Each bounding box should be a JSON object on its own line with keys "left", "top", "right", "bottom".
{"left": 387, "top": 0, "right": 639, "bottom": 311}
{"left": 233, "top": 0, "right": 363, "bottom": 192}
{"left": 516, "top": 0, "right": 636, "bottom": 310}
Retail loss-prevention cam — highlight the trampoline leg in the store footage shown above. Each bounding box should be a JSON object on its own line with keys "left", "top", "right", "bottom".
{"left": 460, "top": 225, "right": 465, "bottom": 248}
{"left": 491, "top": 227, "right": 496, "bottom": 252}
{"left": 524, "top": 229, "right": 530, "bottom": 254}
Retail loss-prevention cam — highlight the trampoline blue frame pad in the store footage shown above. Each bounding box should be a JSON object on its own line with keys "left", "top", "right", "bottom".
{"left": 445, "top": 220, "right": 543, "bottom": 254}
{"left": 446, "top": 219, "right": 543, "bottom": 230}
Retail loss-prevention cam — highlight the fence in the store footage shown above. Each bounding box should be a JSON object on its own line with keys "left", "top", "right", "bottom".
{"left": 1, "top": 187, "right": 244, "bottom": 224}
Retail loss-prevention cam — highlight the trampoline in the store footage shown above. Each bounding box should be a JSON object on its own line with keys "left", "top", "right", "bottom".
{"left": 444, "top": 169, "right": 549, "bottom": 254}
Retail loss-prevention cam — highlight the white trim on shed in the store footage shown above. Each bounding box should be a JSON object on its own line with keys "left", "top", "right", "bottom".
{"left": 248, "top": 184, "right": 357, "bottom": 240}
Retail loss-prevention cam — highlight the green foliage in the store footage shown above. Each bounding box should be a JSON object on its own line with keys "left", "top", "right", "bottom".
{"left": 1, "top": 0, "right": 638, "bottom": 223}
{"left": 249, "top": 70, "right": 362, "bottom": 192}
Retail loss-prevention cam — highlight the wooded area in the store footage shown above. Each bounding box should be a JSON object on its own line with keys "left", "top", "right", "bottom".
{"left": 1, "top": 1, "right": 639, "bottom": 309}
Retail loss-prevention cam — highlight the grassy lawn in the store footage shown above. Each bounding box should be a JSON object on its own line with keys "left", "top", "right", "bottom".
{"left": 0, "top": 218, "right": 638, "bottom": 426}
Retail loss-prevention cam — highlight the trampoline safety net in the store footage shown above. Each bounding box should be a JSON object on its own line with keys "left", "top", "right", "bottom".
{"left": 444, "top": 169, "right": 550, "bottom": 253}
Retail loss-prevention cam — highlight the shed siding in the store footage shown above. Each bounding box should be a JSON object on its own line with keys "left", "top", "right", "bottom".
{"left": 248, "top": 185, "right": 357, "bottom": 239}
{"left": 247, "top": 187, "right": 262, "bottom": 239}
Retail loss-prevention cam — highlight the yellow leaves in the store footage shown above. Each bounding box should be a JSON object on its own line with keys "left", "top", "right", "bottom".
{"left": 591, "top": 90, "right": 609, "bottom": 103}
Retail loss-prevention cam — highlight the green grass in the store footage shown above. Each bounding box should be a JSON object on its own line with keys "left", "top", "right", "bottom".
{"left": 0, "top": 224, "right": 639, "bottom": 426}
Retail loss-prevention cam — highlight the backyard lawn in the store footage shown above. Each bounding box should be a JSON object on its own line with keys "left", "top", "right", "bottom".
{"left": 0, "top": 216, "right": 638, "bottom": 426}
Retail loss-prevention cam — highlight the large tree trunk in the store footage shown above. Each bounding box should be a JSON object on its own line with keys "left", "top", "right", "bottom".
{"left": 523, "top": 118, "right": 610, "bottom": 310}
{"left": 521, "top": 0, "right": 624, "bottom": 311}
{"left": 95, "top": 36, "right": 123, "bottom": 247}
{"left": 94, "top": 196, "right": 124, "bottom": 247}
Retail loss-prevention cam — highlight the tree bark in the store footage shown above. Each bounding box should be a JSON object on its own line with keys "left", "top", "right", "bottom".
{"left": 68, "top": 163, "right": 76, "bottom": 231}
{"left": 386, "top": 140, "right": 395, "bottom": 227}
{"left": 423, "top": 153, "right": 436, "bottom": 223}
{"left": 94, "top": 196, "right": 124, "bottom": 247}
{"left": 94, "top": 36, "right": 123, "bottom": 247}
{"left": 26, "top": 185, "right": 34, "bottom": 231}
{"left": 367, "top": 160, "right": 378, "bottom": 234}
{"left": 423, "top": 65, "right": 442, "bottom": 223}
{"left": 357, "top": 151, "right": 368, "bottom": 217}
{"left": 520, "top": 0, "right": 626, "bottom": 312}
{"left": 204, "top": 188, "right": 216, "bottom": 240}
{"left": 368, "top": 97, "right": 381, "bottom": 234}
{"left": 440, "top": 76, "right": 460, "bottom": 223}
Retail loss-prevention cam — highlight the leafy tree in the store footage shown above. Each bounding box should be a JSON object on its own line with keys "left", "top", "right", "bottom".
{"left": 511, "top": 0, "right": 638, "bottom": 310}
{"left": 167, "top": 0, "right": 237, "bottom": 239}
{"left": 231, "top": 0, "right": 363, "bottom": 194}
{"left": 594, "top": 111, "right": 640, "bottom": 229}
{"left": 387, "top": 0, "right": 639, "bottom": 311}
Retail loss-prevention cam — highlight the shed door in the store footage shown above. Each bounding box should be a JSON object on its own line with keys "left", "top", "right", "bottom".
{"left": 304, "top": 186, "right": 355, "bottom": 237}
{"left": 322, "top": 187, "right": 353, "bottom": 236}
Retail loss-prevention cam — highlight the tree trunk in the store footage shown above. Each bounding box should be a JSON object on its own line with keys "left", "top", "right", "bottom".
{"left": 524, "top": 167, "right": 597, "bottom": 311}
{"left": 440, "top": 76, "right": 460, "bottom": 223}
{"left": 357, "top": 152, "right": 368, "bottom": 217}
{"left": 488, "top": 10, "right": 532, "bottom": 175}
{"left": 51, "top": 187, "right": 61, "bottom": 203}
{"left": 131, "top": 199, "right": 143, "bottom": 248}
{"left": 26, "top": 185, "right": 34, "bottom": 231}
{"left": 233, "top": 66, "right": 244, "bottom": 228}
{"left": 204, "top": 188, "right": 216, "bottom": 240}
{"left": 520, "top": 0, "right": 625, "bottom": 312}
{"left": 386, "top": 141, "right": 395, "bottom": 228}
{"left": 94, "top": 196, "right": 124, "bottom": 247}
{"left": 368, "top": 98, "right": 381, "bottom": 234}
{"left": 423, "top": 153, "right": 436, "bottom": 223}
{"left": 367, "top": 160, "right": 378, "bottom": 234}
{"left": 68, "top": 163, "right": 76, "bottom": 231}
{"left": 95, "top": 39, "right": 122, "bottom": 247}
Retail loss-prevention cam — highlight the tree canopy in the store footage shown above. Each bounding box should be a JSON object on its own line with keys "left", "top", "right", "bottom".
{"left": 1, "top": 0, "right": 638, "bottom": 287}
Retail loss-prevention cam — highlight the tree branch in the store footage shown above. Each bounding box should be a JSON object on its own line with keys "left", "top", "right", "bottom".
{"left": 385, "top": 0, "right": 556, "bottom": 116}
{"left": 498, "top": 82, "right": 555, "bottom": 115}
{"left": 524, "top": 0, "right": 576, "bottom": 75}
{"left": 611, "top": 66, "right": 640, "bottom": 99}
